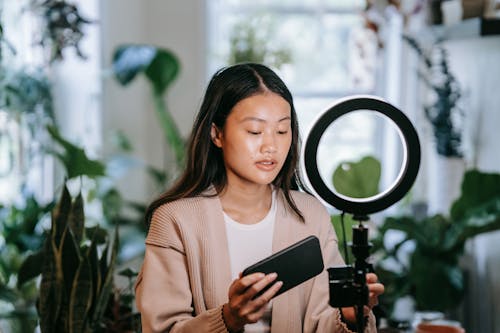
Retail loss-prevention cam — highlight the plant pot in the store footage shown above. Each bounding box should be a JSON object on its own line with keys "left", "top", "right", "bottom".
{"left": 416, "top": 322, "right": 465, "bottom": 333}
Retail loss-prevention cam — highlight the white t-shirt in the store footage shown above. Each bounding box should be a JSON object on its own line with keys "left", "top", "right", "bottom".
{"left": 224, "top": 192, "right": 276, "bottom": 333}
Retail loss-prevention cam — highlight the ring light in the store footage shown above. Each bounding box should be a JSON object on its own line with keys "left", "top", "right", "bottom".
{"left": 301, "top": 95, "right": 420, "bottom": 216}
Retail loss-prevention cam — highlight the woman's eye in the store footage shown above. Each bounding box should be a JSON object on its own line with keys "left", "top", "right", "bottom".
{"left": 248, "top": 131, "right": 261, "bottom": 135}
{"left": 277, "top": 130, "right": 288, "bottom": 135}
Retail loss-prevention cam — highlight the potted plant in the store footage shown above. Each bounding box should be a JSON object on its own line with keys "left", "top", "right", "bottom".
{"left": 18, "top": 183, "right": 141, "bottom": 332}
{"left": 372, "top": 169, "right": 500, "bottom": 321}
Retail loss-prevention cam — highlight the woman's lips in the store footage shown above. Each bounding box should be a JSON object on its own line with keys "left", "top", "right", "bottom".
{"left": 256, "top": 159, "right": 277, "bottom": 171}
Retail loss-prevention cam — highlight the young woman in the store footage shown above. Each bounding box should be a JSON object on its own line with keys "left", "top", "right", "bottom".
{"left": 135, "top": 63, "right": 384, "bottom": 333}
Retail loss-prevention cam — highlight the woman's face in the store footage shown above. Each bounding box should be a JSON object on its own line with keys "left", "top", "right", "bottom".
{"left": 211, "top": 92, "right": 292, "bottom": 189}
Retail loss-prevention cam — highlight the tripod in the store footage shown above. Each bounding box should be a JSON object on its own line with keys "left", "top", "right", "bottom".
{"left": 328, "top": 214, "right": 372, "bottom": 333}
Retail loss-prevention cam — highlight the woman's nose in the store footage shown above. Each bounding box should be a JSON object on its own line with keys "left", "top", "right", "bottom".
{"left": 261, "top": 134, "right": 277, "bottom": 153}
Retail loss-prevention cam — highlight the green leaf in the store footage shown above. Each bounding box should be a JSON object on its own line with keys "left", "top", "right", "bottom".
{"left": 451, "top": 169, "right": 500, "bottom": 220}
{"left": 112, "top": 45, "right": 157, "bottom": 85}
{"left": 52, "top": 184, "right": 72, "bottom": 248}
{"left": 60, "top": 227, "right": 81, "bottom": 299}
{"left": 144, "top": 48, "right": 180, "bottom": 95}
{"left": 331, "top": 214, "right": 356, "bottom": 264}
{"left": 87, "top": 240, "right": 101, "bottom": 320}
{"left": 17, "top": 250, "right": 44, "bottom": 287}
{"left": 47, "top": 125, "right": 106, "bottom": 179}
{"left": 68, "top": 192, "right": 85, "bottom": 245}
{"left": 91, "top": 227, "right": 119, "bottom": 325}
{"left": 85, "top": 226, "right": 108, "bottom": 245}
{"left": 38, "top": 239, "right": 60, "bottom": 333}
{"left": 332, "top": 156, "right": 381, "bottom": 198}
{"left": 69, "top": 257, "right": 93, "bottom": 333}
{"left": 0, "top": 284, "right": 18, "bottom": 303}
{"left": 445, "top": 197, "right": 500, "bottom": 252}
{"left": 112, "top": 44, "right": 180, "bottom": 95}
{"left": 112, "top": 44, "right": 185, "bottom": 167}
{"left": 410, "top": 250, "right": 463, "bottom": 311}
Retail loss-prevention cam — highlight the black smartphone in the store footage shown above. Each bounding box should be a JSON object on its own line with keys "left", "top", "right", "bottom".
{"left": 241, "top": 235, "right": 324, "bottom": 299}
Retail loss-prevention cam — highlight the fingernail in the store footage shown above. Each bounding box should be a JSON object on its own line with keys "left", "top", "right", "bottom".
{"left": 269, "top": 272, "right": 277, "bottom": 279}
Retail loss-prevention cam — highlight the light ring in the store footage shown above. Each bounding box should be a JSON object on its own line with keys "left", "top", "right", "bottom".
{"left": 301, "top": 95, "right": 420, "bottom": 215}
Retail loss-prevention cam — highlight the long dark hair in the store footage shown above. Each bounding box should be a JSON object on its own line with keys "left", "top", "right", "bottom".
{"left": 145, "top": 63, "right": 304, "bottom": 224}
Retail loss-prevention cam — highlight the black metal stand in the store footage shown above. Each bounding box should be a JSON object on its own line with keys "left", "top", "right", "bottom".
{"left": 350, "top": 215, "right": 372, "bottom": 333}
{"left": 328, "top": 214, "right": 373, "bottom": 333}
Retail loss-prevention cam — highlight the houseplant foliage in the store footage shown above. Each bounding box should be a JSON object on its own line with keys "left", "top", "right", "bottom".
{"left": 403, "top": 35, "right": 463, "bottom": 157}
{"left": 29, "top": 0, "right": 93, "bottom": 63}
{"left": 0, "top": 124, "right": 144, "bottom": 332}
{"left": 112, "top": 44, "right": 185, "bottom": 171}
{"left": 0, "top": 195, "right": 53, "bottom": 333}
{"left": 17, "top": 183, "right": 140, "bottom": 332}
{"left": 1, "top": 2, "right": 147, "bottom": 331}
{"left": 372, "top": 169, "right": 500, "bottom": 315}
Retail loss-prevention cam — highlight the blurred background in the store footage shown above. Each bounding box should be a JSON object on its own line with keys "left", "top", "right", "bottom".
{"left": 0, "top": 0, "right": 499, "bottom": 332}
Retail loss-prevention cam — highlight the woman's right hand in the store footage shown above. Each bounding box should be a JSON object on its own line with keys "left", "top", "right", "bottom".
{"left": 222, "top": 272, "right": 283, "bottom": 332}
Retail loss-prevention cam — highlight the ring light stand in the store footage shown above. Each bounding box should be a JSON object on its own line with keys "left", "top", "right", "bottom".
{"left": 300, "top": 96, "right": 421, "bottom": 332}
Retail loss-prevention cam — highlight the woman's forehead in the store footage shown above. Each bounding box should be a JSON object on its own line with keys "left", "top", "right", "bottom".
{"left": 229, "top": 93, "right": 291, "bottom": 122}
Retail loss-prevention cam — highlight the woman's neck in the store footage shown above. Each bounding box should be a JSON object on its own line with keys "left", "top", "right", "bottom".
{"left": 219, "top": 184, "right": 273, "bottom": 225}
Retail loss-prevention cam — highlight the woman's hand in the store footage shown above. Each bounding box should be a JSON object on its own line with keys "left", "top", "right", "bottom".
{"left": 341, "top": 272, "right": 385, "bottom": 323}
{"left": 222, "top": 272, "right": 283, "bottom": 332}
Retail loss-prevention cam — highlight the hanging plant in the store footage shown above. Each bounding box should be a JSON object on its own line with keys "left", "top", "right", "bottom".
{"left": 29, "top": 0, "right": 93, "bottom": 63}
{"left": 0, "top": 68, "right": 54, "bottom": 120}
{"left": 404, "top": 35, "right": 464, "bottom": 158}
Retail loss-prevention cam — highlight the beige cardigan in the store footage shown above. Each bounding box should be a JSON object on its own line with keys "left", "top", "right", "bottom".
{"left": 135, "top": 189, "right": 376, "bottom": 333}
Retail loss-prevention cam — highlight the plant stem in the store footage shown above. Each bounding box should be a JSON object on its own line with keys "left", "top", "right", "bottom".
{"left": 152, "top": 92, "right": 185, "bottom": 168}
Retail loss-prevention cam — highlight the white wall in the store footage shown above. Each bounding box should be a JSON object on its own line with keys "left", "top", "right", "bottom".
{"left": 445, "top": 35, "right": 500, "bottom": 333}
{"left": 99, "top": 0, "right": 207, "bottom": 203}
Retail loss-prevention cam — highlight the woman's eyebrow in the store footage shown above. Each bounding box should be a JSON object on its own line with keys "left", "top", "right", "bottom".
{"left": 241, "top": 116, "right": 291, "bottom": 123}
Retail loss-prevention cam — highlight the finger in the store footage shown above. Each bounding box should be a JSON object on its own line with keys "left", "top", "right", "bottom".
{"left": 368, "top": 282, "right": 385, "bottom": 297}
{"left": 366, "top": 273, "right": 378, "bottom": 284}
{"left": 244, "top": 273, "right": 278, "bottom": 300}
{"left": 231, "top": 272, "right": 265, "bottom": 294}
{"left": 245, "top": 304, "right": 270, "bottom": 324}
{"left": 253, "top": 280, "right": 283, "bottom": 307}
{"left": 241, "top": 281, "right": 283, "bottom": 323}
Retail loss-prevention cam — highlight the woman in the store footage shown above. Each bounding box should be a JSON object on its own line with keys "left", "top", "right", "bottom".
{"left": 135, "top": 63, "right": 384, "bottom": 333}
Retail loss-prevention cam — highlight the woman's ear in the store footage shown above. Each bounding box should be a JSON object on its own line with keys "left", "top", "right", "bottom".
{"left": 211, "top": 123, "right": 222, "bottom": 148}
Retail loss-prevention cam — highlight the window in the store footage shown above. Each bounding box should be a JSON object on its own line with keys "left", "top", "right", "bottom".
{"left": 0, "top": 0, "right": 101, "bottom": 204}
{"left": 207, "top": 0, "right": 395, "bottom": 207}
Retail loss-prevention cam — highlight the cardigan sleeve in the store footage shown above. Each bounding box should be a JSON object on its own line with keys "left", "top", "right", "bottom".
{"left": 135, "top": 207, "right": 228, "bottom": 333}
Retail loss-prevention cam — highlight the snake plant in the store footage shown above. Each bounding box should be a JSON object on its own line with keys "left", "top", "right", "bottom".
{"left": 18, "top": 184, "right": 120, "bottom": 333}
